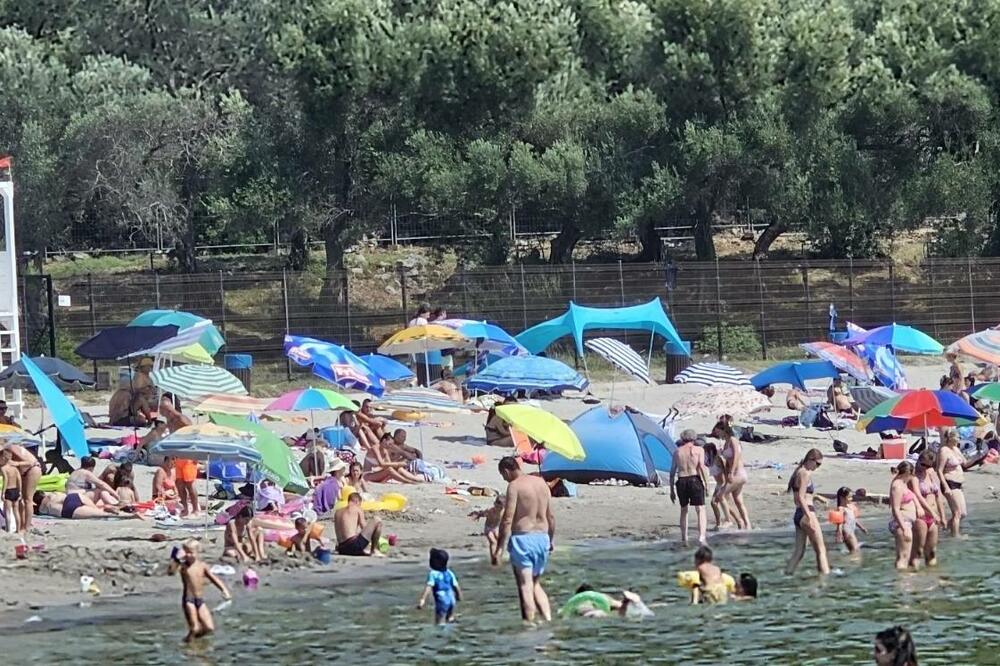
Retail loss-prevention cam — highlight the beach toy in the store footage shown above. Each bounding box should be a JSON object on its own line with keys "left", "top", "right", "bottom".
{"left": 471, "top": 454, "right": 487, "bottom": 465}
{"left": 37, "top": 473, "right": 69, "bottom": 493}
{"left": 391, "top": 410, "right": 425, "bottom": 422}
{"left": 827, "top": 509, "right": 845, "bottom": 525}
{"left": 377, "top": 536, "right": 390, "bottom": 553}
{"left": 243, "top": 568, "right": 259, "bottom": 589}
{"left": 387, "top": 534, "right": 398, "bottom": 547}
{"left": 334, "top": 492, "right": 408, "bottom": 513}
{"left": 14, "top": 544, "right": 26, "bottom": 559}
{"left": 314, "top": 547, "right": 332, "bottom": 564}
{"left": 79, "top": 575, "right": 100, "bottom": 595}
{"left": 559, "top": 591, "right": 613, "bottom": 617}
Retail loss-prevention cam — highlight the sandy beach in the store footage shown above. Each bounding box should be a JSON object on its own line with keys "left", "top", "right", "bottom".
{"left": 2, "top": 360, "right": 997, "bottom": 615}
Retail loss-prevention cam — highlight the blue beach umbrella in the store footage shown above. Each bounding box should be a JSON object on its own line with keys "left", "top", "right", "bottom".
{"left": 0, "top": 356, "right": 94, "bottom": 391}
{"left": 465, "top": 355, "right": 589, "bottom": 394}
{"left": 437, "top": 319, "right": 528, "bottom": 356}
{"left": 284, "top": 335, "right": 386, "bottom": 397}
{"left": 842, "top": 323, "right": 943, "bottom": 355}
{"left": 19, "top": 356, "right": 88, "bottom": 458}
{"left": 75, "top": 325, "right": 179, "bottom": 359}
{"left": 129, "top": 310, "right": 226, "bottom": 355}
{"left": 750, "top": 360, "right": 840, "bottom": 391}
{"left": 359, "top": 354, "right": 415, "bottom": 382}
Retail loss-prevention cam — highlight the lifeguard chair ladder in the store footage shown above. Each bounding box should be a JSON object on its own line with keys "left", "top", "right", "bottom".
{"left": 0, "top": 173, "right": 23, "bottom": 418}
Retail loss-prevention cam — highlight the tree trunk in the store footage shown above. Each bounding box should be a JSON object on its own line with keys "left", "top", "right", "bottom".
{"left": 634, "top": 218, "right": 662, "bottom": 262}
{"left": 549, "top": 220, "right": 581, "bottom": 264}
{"left": 693, "top": 203, "right": 716, "bottom": 261}
{"left": 752, "top": 220, "right": 787, "bottom": 260}
{"left": 287, "top": 225, "right": 309, "bottom": 271}
{"left": 322, "top": 218, "right": 348, "bottom": 307}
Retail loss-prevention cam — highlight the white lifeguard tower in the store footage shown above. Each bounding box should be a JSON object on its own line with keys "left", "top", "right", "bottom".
{"left": 0, "top": 164, "right": 23, "bottom": 418}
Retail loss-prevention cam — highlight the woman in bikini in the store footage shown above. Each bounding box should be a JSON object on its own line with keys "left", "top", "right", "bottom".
{"left": 889, "top": 462, "right": 922, "bottom": 570}
{"left": 153, "top": 456, "right": 179, "bottom": 500}
{"left": 785, "top": 448, "right": 830, "bottom": 575}
{"left": 34, "top": 490, "right": 136, "bottom": 520}
{"left": 703, "top": 442, "right": 733, "bottom": 531}
{"left": 5, "top": 443, "right": 42, "bottom": 533}
{"left": 716, "top": 422, "right": 751, "bottom": 530}
{"left": 363, "top": 436, "right": 424, "bottom": 484}
{"left": 937, "top": 429, "right": 983, "bottom": 537}
{"left": 65, "top": 456, "right": 119, "bottom": 506}
{"left": 911, "top": 450, "right": 946, "bottom": 567}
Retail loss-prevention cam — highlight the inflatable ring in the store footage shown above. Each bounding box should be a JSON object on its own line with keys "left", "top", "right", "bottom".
{"left": 559, "top": 591, "right": 613, "bottom": 616}
{"left": 677, "top": 571, "right": 736, "bottom": 592}
{"left": 391, "top": 410, "right": 425, "bottom": 422}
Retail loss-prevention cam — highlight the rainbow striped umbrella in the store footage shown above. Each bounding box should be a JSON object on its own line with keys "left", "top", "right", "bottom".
{"left": 266, "top": 387, "right": 358, "bottom": 413}
{"left": 857, "top": 389, "right": 984, "bottom": 434}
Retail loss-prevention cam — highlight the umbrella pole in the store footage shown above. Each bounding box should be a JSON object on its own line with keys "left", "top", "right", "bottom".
{"left": 311, "top": 409, "right": 318, "bottom": 476}
{"left": 609, "top": 369, "right": 616, "bottom": 408}
{"left": 205, "top": 455, "right": 210, "bottom": 536}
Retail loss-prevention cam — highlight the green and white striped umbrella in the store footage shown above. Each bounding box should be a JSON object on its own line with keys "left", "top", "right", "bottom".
{"left": 151, "top": 365, "right": 247, "bottom": 400}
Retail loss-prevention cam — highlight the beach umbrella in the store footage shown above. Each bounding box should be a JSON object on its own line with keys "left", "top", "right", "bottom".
{"left": 374, "top": 387, "right": 473, "bottom": 414}
{"left": 209, "top": 413, "right": 308, "bottom": 493}
{"left": 266, "top": 387, "right": 358, "bottom": 413}
{"left": 584, "top": 337, "right": 652, "bottom": 385}
{"left": 857, "top": 389, "right": 984, "bottom": 434}
{"left": 378, "top": 324, "right": 474, "bottom": 386}
{"left": 948, "top": 329, "right": 1000, "bottom": 365}
{"left": 0, "top": 356, "right": 94, "bottom": 391}
{"left": 191, "top": 394, "right": 272, "bottom": 416}
{"left": 673, "top": 362, "right": 750, "bottom": 387}
{"left": 18, "top": 356, "right": 88, "bottom": 458}
{"left": 842, "top": 323, "right": 943, "bottom": 355}
{"left": 129, "top": 310, "right": 225, "bottom": 356}
{"left": 971, "top": 383, "right": 1000, "bottom": 402}
{"left": 799, "top": 342, "right": 871, "bottom": 382}
{"left": 436, "top": 319, "right": 528, "bottom": 356}
{"left": 851, "top": 385, "right": 900, "bottom": 414}
{"left": 151, "top": 365, "right": 247, "bottom": 400}
{"left": 750, "top": 360, "right": 839, "bottom": 390}
{"left": 284, "top": 335, "right": 385, "bottom": 396}
{"left": 668, "top": 386, "right": 772, "bottom": 420}
{"left": 75, "top": 325, "right": 179, "bottom": 359}
{"left": 494, "top": 404, "right": 585, "bottom": 461}
{"left": 359, "top": 354, "right": 415, "bottom": 382}
{"left": 150, "top": 423, "right": 261, "bottom": 463}
{"left": 465, "top": 355, "right": 589, "bottom": 394}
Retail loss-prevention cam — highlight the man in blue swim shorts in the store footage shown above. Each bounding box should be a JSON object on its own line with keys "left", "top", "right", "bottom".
{"left": 494, "top": 456, "right": 556, "bottom": 622}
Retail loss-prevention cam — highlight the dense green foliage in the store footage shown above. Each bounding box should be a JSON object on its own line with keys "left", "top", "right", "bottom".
{"left": 3, "top": 0, "right": 1000, "bottom": 268}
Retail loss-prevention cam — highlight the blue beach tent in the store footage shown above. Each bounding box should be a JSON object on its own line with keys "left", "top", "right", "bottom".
{"left": 516, "top": 299, "right": 688, "bottom": 356}
{"left": 541, "top": 407, "right": 676, "bottom": 486}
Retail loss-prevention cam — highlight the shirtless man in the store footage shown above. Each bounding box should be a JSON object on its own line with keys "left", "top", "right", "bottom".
{"left": 334, "top": 492, "right": 384, "bottom": 557}
{"left": 494, "top": 456, "right": 555, "bottom": 623}
{"left": 169, "top": 539, "right": 231, "bottom": 642}
{"left": 390, "top": 428, "right": 422, "bottom": 461}
{"left": 223, "top": 505, "right": 265, "bottom": 562}
{"left": 670, "top": 429, "right": 709, "bottom": 546}
{"left": 827, "top": 377, "right": 859, "bottom": 417}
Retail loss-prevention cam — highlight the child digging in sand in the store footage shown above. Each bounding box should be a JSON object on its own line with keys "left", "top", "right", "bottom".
{"left": 468, "top": 495, "right": 504, "bottom": 561}
{"left": 417, "top": 548, "right": 462, "bottom": 624}
{"left": 168, "top": 539, "right": 231, "bottom": 642}
{"left": 0, "top": 450, "right": 22, "bottom": 533}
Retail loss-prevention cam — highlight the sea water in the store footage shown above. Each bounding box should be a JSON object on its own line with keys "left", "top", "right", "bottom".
{"left": 5, "top": 519, "right": 1000, "bottom": 664}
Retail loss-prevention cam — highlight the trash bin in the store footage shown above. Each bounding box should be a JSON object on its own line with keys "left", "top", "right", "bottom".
{"left": 224, "top": 353, "right": 253, "bottom": 392}
{"left": 664, "top": 341, "right": 692, "bottom": 383}
{"left": 828, "top": 331, "right": 848, "bottom": 344}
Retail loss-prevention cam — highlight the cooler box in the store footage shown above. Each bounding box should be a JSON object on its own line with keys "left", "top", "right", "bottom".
{"left": 224, "top": 353, "right": 253, "bottom": 392}
{"left": 878, "top": 440, "right": 906, "bottom": 460}
{"left": 664, "top": 340, "right": 692, "bottom": 383}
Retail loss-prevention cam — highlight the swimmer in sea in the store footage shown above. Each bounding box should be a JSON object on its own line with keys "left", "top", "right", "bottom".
{"left": 560, "top": 584, "right": 648, "bottom": 617}
{"left": 784, "top": 448, "right": 830, "bottom": 575}
{"left": 168, "top": 539, "right": 231, "bottom": 642}
{"left": 690, "top": 545, "right": 727, "bottom": 604}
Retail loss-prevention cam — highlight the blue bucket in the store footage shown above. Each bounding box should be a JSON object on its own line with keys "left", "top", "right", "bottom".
{"left": 313, "top": 547, "right": 332, "bottom": 564}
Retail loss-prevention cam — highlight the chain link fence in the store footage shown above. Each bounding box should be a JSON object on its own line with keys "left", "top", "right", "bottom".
{"left": 28, "top": 258, "right": 996, "bottom": 374}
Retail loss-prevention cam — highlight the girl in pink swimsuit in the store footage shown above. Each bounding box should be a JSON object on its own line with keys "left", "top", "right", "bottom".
{"left": 889, "top": 462, "right": 922, "bottom": 571}
{"left": 912, "top": 450, "right": 946, "bottom": 567}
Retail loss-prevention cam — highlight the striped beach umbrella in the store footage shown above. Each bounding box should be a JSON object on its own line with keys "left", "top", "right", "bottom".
{"left": 948, "top": 328, "right": 1000, "bottom": 365}
{"left": 584, "top": 337, "right": 651, "bottom": 385}
{"left": 465, "top": 355, "right": 589, "bottom": 394}
{"left": 266, "top": 387, "right": 358, "bottom": 413}
{"left": 800, "top": 341, "right": 870, "bottom": 382}
{"left": 857, "top": 389, "right": 984, "bottom": 433}
{"left": 191, "top": 394, "right": 272, "bottom": 416}
{"left": 151, "top": 365, "right": 247, "bottom": 400}
{"left": 149, "top": 424, "right": 261, "bottom": 464}
{"left": 673, "top": 362, "right": 750, "bottom": 387}
{"left": 374, "top": 387, "right": 473, "bottom": 414}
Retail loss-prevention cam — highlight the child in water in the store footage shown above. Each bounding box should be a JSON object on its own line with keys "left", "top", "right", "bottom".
{"left": 468, "top": 495, "right": 505, "bottom": 562}
{"left": 691, "top": 545, "right": 727, "bottom": 604}
{"left": 168, "top": 539, "right": 232, "bottom": 642}
{"left": 833, "top": 486, "right": 868, "bottom": 554}
{"left": 417, "top": 547, "right": 462, "bottom": 624}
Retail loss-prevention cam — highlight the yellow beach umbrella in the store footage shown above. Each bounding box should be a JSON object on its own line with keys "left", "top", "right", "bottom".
{"left": 495, "top": 404, "right": 585, "bottom": 461}
{"left": 377, "top": 324, "right": 473, "bottom": 355}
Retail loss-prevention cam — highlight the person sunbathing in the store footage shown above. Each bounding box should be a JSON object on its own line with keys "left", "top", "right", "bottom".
{"left": 827, "top": 378, "right": 859, "bottom": 417}
{"left": 356, "top": 399, "right": 387, "bottom": 439}
{"left": 786, "top": 388, "right": 808, "bottom": 412}
{"left": 113, "top": 463, "right": 141, "bottom": 507}
{"left": 362, "top": 436, "right": 424, "bottom": 484}
{"left": 66, "top": 456, "right": 119, "bottom": 506}
{"left": 485, "top": 397, "right": 517, "bottom": 447}
{"left": 34, "top": 490, "right": 141, "bottom": 520}
{"left": 433, "top": 369, "right": 466, "bottom": 403}
{"left": 340, "top": 411, "right": 378, "bottom": 450}
{"left": 152, "top": 456, "right": 179, "bottom": 500}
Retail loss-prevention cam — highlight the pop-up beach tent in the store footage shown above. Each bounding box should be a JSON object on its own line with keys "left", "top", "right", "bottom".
{"left": 540, "top": 406, "right": 676, "bottom": 486}
{"left": 516, "top": 299, "right": 687, "bottom": 356}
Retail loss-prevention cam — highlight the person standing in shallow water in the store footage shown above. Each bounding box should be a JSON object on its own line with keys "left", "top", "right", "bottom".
{"left": 495, "top": 456, "right": 555, "bottom": 623}
{"left": 670, "top": 429, "right": 709, "bottom": 545}
{"left": 785, "top": 448, "right": 830, "bottom": 575}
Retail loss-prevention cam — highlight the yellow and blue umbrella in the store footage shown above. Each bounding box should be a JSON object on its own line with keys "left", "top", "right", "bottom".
{"left": 130, "top": 310, "right": 225, "bottom": 356}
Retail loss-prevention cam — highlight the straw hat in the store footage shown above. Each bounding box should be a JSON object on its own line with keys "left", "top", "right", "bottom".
{"left": 328, "top": 458, "right": 348, "bottom": 474}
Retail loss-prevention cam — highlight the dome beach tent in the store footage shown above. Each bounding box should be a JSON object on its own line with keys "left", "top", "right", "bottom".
{"left": 540, "top": 406, "right": 676, "bottom": 486}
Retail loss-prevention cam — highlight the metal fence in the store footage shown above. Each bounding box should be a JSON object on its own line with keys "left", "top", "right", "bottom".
{"left": 23, "top": 257, "right": 997, "bottom": 368}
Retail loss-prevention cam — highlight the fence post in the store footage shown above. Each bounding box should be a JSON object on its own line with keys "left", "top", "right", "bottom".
{"left": 889, "top": 261, "right": 896, "bottom": 321}
{"left": 154, "top": 270, "right": 161, "bottom": 309}
{"left": 848, "top": 257, "right": 855, "bottom": 322}
{"left": 714, "top": 257, "right": 723, "bottom": 360}
{"left": 755, "top": 258, "right": 767, "bottom": 360}
{"left": 218, "top": 271, "right": 227, "bottom": 338}
{"left": 460, "top": 265, "right": 470, "bottom": 317}
{"left": 928, "top": 256, "right": 939, "bottom": 339}
{"left": 282, "top": 269, "right": 291, "bottom": 381}
{"left": 87, "top": 273, "right": 98, "bottom": 385}
{"left": 967, "top": 255, "right": 976, "bottom": 332}
{"left": 802, "top": 262, "right": 812, "bottom": 337}
{"left": 571, "top": 259, "right": 578, "bottom": 301}
{"left": 343, "top": 272, "right": 353, "bottom": 347}
{"left": 519, "top": 262, "right": 528, "bottom": 331}
{"left": 45, "top": 275, "right": 56, "bottom": 357}
{"left": 618, "top": 260, "right": 626, "bottom": 306}
{"left": 399, "top": 266, "right": 409, "bottom": 327}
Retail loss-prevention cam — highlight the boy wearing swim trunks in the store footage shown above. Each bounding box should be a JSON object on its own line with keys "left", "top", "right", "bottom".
{"left": 0, "top": 450, "right": 21, "bottom": 532}
{"left": 334, "top": 493, "right": 384, "bottom": 557}
{"left": 168, "top": 539, "right": 231, "bottom": 642}
{"left": 417, "top": 548, "right": 462, "bottom": 624}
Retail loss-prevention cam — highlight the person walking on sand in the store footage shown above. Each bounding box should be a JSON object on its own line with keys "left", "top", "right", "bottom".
{"left": 785, "top": 448, "right": 830, "bottom": 575}
{"left": 670, "top": 429, "right": 709, "bottom": 545}
{"left": 715, "top": 422, "right": 752, "bottom": 530}
{"left": 168, "top": 539, "right": 231, "bottom": 642}
{"left": 494, "top": 456, "right": 555, "bottom": 623}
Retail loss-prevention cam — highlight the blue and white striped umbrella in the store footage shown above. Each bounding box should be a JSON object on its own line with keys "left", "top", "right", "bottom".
{"left": 673, "top": 362, "right": 751, "bottom": 387}
{"left": 149, "top": 424, "right": 261, "bottom": 464}
{"left": 465, "top": 355, "right": 588, "bottom": 394}
{"left": 151, "top": 364, "right": 247, "bottom": 399}
{"left": 584, "top": 337, "right": 651, "bottom": 385}
{"left": 375, "top": 387, "right": 473, "bottom": 414}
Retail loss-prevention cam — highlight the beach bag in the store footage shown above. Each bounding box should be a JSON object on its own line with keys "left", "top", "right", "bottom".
{"left": 813, "top": 408, "right": 835, "bottom": 429}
